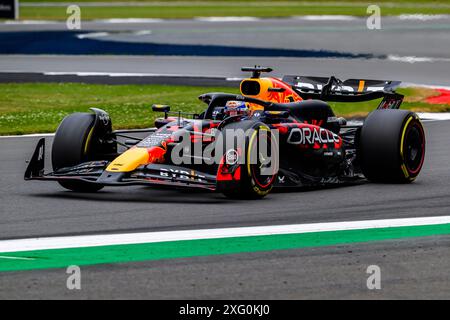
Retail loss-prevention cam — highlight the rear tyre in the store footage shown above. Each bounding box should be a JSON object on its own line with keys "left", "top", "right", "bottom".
{"left": 217, "top": 121, "right": 278, "bottom": 199}
{"left": 359, "top": 109, "right": 425, "bottom": 183}
{"left": 52, "top": 113, "right": 104, "bottom": 192}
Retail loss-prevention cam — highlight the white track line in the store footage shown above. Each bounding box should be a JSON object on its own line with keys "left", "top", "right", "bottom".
{"left": 388, "top": 55, "right": 450, "bottom": 64}
{"left": 2, "top": 20, "right": 59, "bottom": 25}
{"left": 293, "top": 15, "right": 357, "bottom": 21}
{"left": 76, "top": 32, "right": 110, "bottom": 39}
{"left": 17, "top": 2, "right": 450, "bottom": 9}
{"left": 1, "top": 113, "right": 450, "bottom": 139}
{"left": 0, "top": 133, "right": 54, "bottom": 139}
{"left": 417, "top": 113, "right": 450, "bottom": 121}
{"left": 0, "top": 256, "right": 35, "bottom": 261}
{"left": 2, "top": 14, "right": 449, "bottom": 25}
{"left": 402, "top": 83, "right": 450, "bottom": 91}
{"left": 0, "top": 216, "right": 449, "bottom": 253}
{"left": 94, "top": 18, "right": 164, "bottom": 23}
{"left": 2, "top": 110, "right": 450, "bottom": 139}
{"left": 40, "top": 71, "right": 233, "bottom": 79}
{"left": 398, "top": 14, "right": 450, "bottom": 21}
{"left": 194, "top": 16, "right": 260, "bottom": 22}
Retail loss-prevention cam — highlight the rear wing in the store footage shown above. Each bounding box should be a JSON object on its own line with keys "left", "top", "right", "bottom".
{"left": 282, "top": 75, "right": 404, "bottom": 109}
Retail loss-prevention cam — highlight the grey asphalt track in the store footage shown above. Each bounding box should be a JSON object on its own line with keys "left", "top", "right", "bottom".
{"left": 1, "top": 15, "right": 450, "bottom": 300}
{"left": 1, "top": 17, "right": 450, "bottom": 86}
{"left": 0, "top": 120, "right": 449, "bottom": 299}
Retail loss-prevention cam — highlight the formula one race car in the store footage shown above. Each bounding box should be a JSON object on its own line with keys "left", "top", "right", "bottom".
{"left": 25, "top": 67, "right": 426, "bottom": 199}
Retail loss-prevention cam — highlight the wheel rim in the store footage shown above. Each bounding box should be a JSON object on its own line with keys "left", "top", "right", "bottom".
{"left": 249, "top": 129, "right": 276, "bottom": 188}
{"left": 404, "top": 121, "right": 425, "bottom": 175}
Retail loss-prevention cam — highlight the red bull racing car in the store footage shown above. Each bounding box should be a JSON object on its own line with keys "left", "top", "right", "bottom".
{"left": 25, "top": 67, "right": 426, "bottom": 199}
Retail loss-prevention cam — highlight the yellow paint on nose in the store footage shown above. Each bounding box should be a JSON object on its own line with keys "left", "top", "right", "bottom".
{"left": 106, "top": 148, "right": 149, "bottom": 173}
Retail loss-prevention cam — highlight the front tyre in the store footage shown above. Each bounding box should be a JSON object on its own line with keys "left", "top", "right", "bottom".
{"left": 359, "top": 110, "right": 425, "bottom": 183}
{"left": 52, "top": 113, "right": 104, "bottom": 192}
{"left": 217, "top": 121, "right": 278, "bottom": 199}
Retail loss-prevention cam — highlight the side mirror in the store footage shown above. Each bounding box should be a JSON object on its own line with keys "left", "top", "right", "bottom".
{"left": 152, "top": 104, "right": 171, "bottom": 113}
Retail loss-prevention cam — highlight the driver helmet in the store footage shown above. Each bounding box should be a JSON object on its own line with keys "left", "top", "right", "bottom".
{"left": 224, "top": 101, "right": 249, "bottom": 117}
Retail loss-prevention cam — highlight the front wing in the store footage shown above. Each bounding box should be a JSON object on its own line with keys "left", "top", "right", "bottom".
{"left": 24, "top": 139, "right": 217, "bottom": 191}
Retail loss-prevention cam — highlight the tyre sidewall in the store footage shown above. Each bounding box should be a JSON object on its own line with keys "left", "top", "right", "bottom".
{"left": 360, "top": 110, "right": 425, "bottom": 183}
{"left": 52, "top": 113, "right": 103, "bottom": 192}
{"left": 218, "top": 120, "right": 277, "bottom": 199}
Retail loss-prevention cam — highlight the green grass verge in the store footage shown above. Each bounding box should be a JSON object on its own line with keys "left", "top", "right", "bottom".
{"left": 17, "top": 1, "right": 450, "bottom": 20}
{"left": 0, "top": 83, "right": 228, "bottom": 135}
{"left": 0, "top": 82, "right": 448, "bottom": 135}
